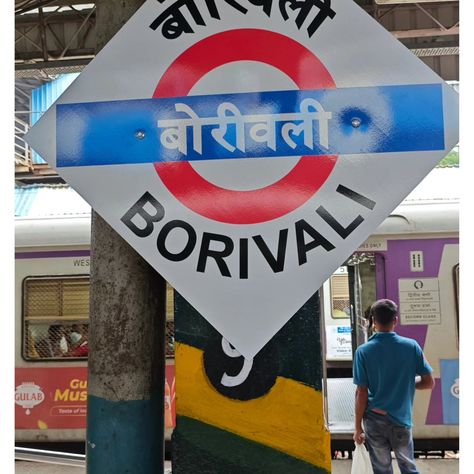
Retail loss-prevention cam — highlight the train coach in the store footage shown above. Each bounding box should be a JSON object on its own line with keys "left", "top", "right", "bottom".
{"left": 322, "top": 167, "right": 459, "bottom": 451}
{"left": 14, "top": 167, "right": 459, "bottom": 452}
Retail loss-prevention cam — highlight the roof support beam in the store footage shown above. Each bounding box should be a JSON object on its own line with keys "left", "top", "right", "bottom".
{"left": 54, "top": 5, "right": 96, "bottom": 59}
{"left": 37, "top": 7, "right": 49, "bottom": 61}
{"left": 392, "top": 26, "right": 459, "bottom": 38}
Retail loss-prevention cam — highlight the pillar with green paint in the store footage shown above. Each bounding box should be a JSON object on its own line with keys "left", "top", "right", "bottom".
{"left": 172, "top": 291, "right": 331, "bottom": 473}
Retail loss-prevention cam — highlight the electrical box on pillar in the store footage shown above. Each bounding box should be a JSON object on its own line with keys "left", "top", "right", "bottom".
{"left": 24, "top": 0, "right": 458, "bottom": 472}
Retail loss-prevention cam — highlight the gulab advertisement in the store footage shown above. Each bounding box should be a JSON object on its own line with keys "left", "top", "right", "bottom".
{"left": 15, "top": 366, "right": 176, "bottom": 430}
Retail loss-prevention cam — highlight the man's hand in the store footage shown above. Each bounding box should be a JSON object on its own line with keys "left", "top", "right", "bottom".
{"left": 354, "top": 385, "right": 368, "bottom": 445}
{"left": 353, "top": 428, "right": 365, "bottom": 445}
{"left": 415, "top": 373, "right": 435, "bottom": 390}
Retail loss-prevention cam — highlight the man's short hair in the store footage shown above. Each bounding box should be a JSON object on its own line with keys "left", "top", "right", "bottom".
{"left": 370, "top": 299, "right": 398, "bottom": 326}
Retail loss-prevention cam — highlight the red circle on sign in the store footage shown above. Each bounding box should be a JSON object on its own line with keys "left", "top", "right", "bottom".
{"left": 153, "top": 29, "right": 336, "bottom": 224}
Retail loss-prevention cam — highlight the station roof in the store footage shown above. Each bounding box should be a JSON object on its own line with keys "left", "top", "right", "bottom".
{"left": 15, "top": 183, "right": 90, "bottom": 217}
{"left": 14, "top": 0, "right": 459, "bottom": 182}
{"left": 14, "top": 1, "right": 459, "bottom": 82}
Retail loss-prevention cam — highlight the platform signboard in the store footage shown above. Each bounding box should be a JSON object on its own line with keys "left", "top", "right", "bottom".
{"left": 25, "top": 0, "right": 459, "bottom": 359}
{"left": 399, "top": 277, "right": 442, "bottom": 325}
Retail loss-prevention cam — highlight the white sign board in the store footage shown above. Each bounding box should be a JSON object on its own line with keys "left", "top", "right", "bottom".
{"left": 399, "top": 278, "right": 441, "bottom": 325}
{"left": 25, "top": 0, "right": 458, "bottom": 358}
{"left": 326, "top": 326, "right": 352, "bottom": 360}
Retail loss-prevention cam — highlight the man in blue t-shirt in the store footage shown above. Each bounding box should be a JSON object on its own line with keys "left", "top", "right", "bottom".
{"left": 353, "top": 299, "right": 434, "bottom": 474}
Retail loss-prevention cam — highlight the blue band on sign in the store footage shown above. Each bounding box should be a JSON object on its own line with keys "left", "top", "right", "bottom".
{"left": 56, "top": 84, "right": 444, "bottom": 167}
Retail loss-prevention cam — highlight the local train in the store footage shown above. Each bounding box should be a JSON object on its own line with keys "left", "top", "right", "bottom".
{"left": 321, "top": 168, "right": 459, "bottom": 451}
{"left": 15, "top": 167, "right": 459, "bottom": 451}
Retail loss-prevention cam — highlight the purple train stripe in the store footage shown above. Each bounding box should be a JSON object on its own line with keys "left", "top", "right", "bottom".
{"left": 426, "top": 378, "right": 443, "bottom": 425}
{"left": 15, "top": 250, "right": 90, "bottom": 259}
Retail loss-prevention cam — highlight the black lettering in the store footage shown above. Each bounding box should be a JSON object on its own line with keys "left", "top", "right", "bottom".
{"left": 239, "top": 238, "right": 249, "bottom": 279}
{"left": 157, "top": 220, "right": 197, "bottom": 262}
{"left": 295, "top": 219, "right": 335, "bottom": 265}
{"left": 121, "top": 192, "right": 165, "bottom": 238}
{"left": 223, "top": 0, "right": 247, "bottom": 14}
{"left": 205, "top": 0, "right": 220, "bottom": 18}
{"left": 316, "top": 206, "right": 364, "bottom": 239}
{"left": 150, "top": 0, "right": 204, "bottom": 38}
{"left": 336, "top": 185, "right": 376, "bottom": 210}
{"left": 280, "top": 0, "right": 336, "bottom": 38}
{"left": 197, "top": 233, "right": 234, "bottom": 277}
{"left": 248, "top": 0, "right": 272, "bottom": 16}
{"left": 202, "top": 0, "right": 249, "bottom": 17}
{"left": 252, "top": 229, "right": 288, "bottom": 273}
{"left": 306, "top": 0, "right": 336, "bottom": 37}
{"left": 150, "top": 0, "right": 247, "bottom": 37}
{"left": 151, "top": 0, "right": 333, "bottom": 39}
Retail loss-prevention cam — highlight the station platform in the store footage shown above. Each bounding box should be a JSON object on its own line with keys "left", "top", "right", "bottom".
{"left": 15, "top": 377, "right": 458, "bottom": 473}
{"left": 15, "top": 458, "right": 458, "bottom": 473}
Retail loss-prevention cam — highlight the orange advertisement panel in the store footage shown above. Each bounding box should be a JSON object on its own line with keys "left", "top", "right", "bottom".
{"left": 15, "top": 367, "right": 88, "bottom": 430}
{"left": 15, "top": 365, "right": 176, "bottom": 430}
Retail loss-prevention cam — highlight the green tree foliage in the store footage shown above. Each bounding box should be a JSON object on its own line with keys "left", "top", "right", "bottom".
{"left": 437, "top": 149, "right": 459, "bottom": 168}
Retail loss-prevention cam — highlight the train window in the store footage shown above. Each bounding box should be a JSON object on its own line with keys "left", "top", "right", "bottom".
{"left": 329, "top": 269, "right": 351, "bottom": 319}
{"left": 22, "top": 276, "right": 90, "bottom": 361}
{"left": 23, "top": 277, "right": 176, "bottom": 360}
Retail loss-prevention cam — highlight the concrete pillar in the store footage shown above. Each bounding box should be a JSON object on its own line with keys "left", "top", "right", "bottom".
{"left": 87, "top": 214, "right": 166, "bottom": 473}
{"left": 86, "top": 2, "right": 166, "bottom": 472}
{"left": 172, "top": 291, "right": 332, "bottom": 474}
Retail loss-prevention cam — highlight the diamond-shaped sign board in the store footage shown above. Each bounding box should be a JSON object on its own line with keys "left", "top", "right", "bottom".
{"left": 26, "top": 0, "right": 458, "bottom": 359}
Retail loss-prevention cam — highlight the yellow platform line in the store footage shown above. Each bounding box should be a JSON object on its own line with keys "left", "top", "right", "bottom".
{"left": 176, "top": 342, "right": 331, "bottom": 472}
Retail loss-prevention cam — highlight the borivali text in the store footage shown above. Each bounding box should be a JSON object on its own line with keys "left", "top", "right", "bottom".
{"left": 150, "top": 0, "right": 336, "bottom": 41}
{"left": 121, "top": 185, "right": 376, "bottom": 279}
{"left": 158, "top": 99, "right": 331, "bottom": 159}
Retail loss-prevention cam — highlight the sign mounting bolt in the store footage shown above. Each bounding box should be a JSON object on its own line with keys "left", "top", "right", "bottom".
{"left": 351, "top": 117, "right": 361, "bottom": 128}
{"left": 135, "top": 130, "right": 146, "bottom": 140}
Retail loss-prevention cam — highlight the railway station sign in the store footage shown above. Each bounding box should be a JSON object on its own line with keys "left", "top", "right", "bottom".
{"left": 26, "top": 0, "right": 459, "bottom": 358}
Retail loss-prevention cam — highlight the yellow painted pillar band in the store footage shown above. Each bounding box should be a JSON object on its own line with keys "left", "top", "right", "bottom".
{"left": 176, "top": 342, "right": 331, "bottom": 471}
{"left": 172, "top": 291, "right": 332, "bottom": 473}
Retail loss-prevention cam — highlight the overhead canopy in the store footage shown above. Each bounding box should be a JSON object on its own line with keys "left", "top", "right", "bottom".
{"left": 15, "top": 0, "right": 459, "bottom": 182}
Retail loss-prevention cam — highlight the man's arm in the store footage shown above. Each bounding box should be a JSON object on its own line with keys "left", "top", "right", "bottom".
{"left": 354, "top": 385, "right": 368, "bottom": 444}
{"left": 414, "top": 343, "right": 435, "bottom": 390}
{"left": 416, "top": 373, "right": 435, "bottom": 390}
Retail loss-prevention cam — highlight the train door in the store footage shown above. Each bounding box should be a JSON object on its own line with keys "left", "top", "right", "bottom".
{"left": 322, "top": 267, "right": 352, "bottom": 378}
{"left": 322, "top": 253, "right": 378, "bottom": 376}
{"left": 346, "top": 252, "right": 378, "bottom": 355}
{"left": 322, "top": 264, "right": 356, "bottom": 440}
{"left": 323, "top": 253, "right": 377, "bottom": 442}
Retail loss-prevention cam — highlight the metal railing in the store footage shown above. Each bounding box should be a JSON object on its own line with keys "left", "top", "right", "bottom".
{"left": 15, "top": 116, "right": 32, "bottom": 169}
{"left": 15, "top": 447, "right": 173, "bottom": 472}
{"left": 15, "top": 447, "right": 85, "bottom": 467}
